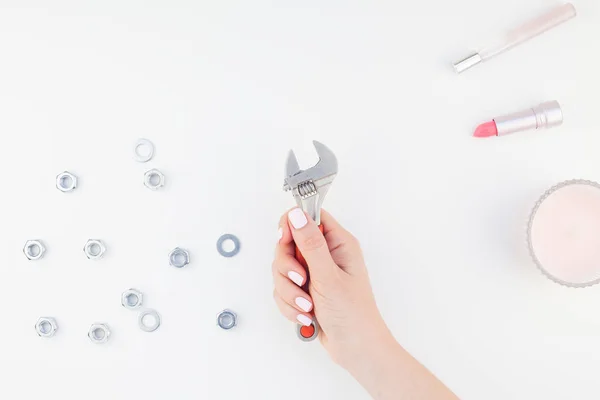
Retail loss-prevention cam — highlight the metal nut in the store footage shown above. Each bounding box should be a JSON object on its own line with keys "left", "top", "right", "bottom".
{"left": 144, "top": 169, "right": 165, "bottom": 190}
{"left": 56, "top": 171, "right": 78, "bottom": 192}
{"left": 217, "top": 309, "right": 237, "bottom": 330}
{"left": 168, "top": 247, "right": 190, "bottom": 268}
{"left": 83, "top": 239, "right": 106, "bottom": 260}
{"left": 23, "top": 240, "right": 46, "bottom": 260}
{"left": 121, "top": 289, "right": 143, "bottom": 310}
{"left": 35, "top": 317, "right": 58, "bottom": 338}
{"left": 88, "top": 323, "right": 111, "bottom": 344}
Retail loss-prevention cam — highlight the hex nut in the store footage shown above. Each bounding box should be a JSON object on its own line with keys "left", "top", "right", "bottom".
{"left": 83, "top": 239, "right": 106, "bottom": 260}
{"left": 56, "top": 171, "right": 78, "bottom": 192}
{"left": 35, "top": 317, "right": 58, "bottom": 338}
{"left": 88, "top": 323, "right": 111, "bottom": 344}
{"left": 23, "top": 240, "right": 46, "bottom": 260}
{"left": 168, "top": 247, "right": 190, "bottom": 268}
{"left": 143, "top": 169, "right": 165, "bottom": 190}
{"left": 217, "top": 309, "right": 237, "bottom": 330}
{"left": 121, "top": 289, "right": 144, "bottom": 310}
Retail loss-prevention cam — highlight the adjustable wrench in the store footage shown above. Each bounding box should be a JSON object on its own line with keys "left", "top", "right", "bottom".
{"left": 283, "top": 141, "right": 338, "bottom": 341}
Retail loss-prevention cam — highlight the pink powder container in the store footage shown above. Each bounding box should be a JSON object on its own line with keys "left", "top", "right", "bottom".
{"left": 528, "top": 180, "right": 600, "bottom": 287}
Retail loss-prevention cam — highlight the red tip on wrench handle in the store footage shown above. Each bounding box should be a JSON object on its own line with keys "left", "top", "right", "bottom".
{"left": 294, "top": 224, "right": 323, "bottom": 341}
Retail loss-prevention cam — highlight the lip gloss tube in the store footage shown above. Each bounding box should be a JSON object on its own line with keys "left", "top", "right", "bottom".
{"left": 454, "top": 3, "right": 577, "bottom": 73}
{"left": 473, "top": 101, "right": 563, "bottom": 138}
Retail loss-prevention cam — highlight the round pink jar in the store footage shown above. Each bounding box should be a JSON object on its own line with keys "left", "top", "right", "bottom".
{"left": 528, "top": 180, "right": 600, "bottom": 287}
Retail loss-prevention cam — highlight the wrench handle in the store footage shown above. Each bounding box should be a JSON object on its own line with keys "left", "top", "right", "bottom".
{"left": 294, "top": 224, "right": 323, "bottom": 341}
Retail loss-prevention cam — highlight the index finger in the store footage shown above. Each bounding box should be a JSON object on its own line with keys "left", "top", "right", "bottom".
{"left": 276, "top": 210, "right": 295, "bottom": 257}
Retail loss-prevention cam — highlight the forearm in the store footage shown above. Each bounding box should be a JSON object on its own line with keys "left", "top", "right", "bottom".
{"left": 345, "top": 330, "right": 458, "bottom": 400}
{"left": 274, "top": 209, "right": 457, "bottom": 398}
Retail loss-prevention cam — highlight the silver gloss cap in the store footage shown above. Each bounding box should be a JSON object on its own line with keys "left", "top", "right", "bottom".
{"left": 453, "top": 53, "right": 482, "bottom": 74}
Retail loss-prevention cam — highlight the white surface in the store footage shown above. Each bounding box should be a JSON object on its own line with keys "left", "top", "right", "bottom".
{"left": 0, "top": 1, "right": 598, "bottom": 399}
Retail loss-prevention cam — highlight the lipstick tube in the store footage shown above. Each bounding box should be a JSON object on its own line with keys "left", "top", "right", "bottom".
{"left": 473, "top": 101, "right": 563, "bottom": 138}
{"left": 494, "top": 101, "right": 563, "bottom": 136}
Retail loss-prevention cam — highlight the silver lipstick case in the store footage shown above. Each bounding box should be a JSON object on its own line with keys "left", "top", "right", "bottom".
{"left": 495, "top": 101, "right": 563, "bottom": 136}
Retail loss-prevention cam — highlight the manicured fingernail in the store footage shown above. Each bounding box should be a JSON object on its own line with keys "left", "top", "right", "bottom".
{"left": 277, "top": 227, "right": 283, "bottom": 242}
{"left": 295, "top": 297, "right": 312, "bottom": 312}
{"left": 297, "top": 314, "right": 312, "bottom": 327}
{"left": 288, "top": 208, "right": 308, "bottom": 229}
{"left": 288, "top": 271, "right": 304, "bottom": 286}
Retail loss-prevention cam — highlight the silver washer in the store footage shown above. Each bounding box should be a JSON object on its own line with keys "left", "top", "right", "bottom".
{"left": 216, "top": 234, "right": 241, "bottom": 258}
{"left": 217, "top": 309, "right": 237, "bottom": 330}
{"left": 134, "top": 138, "right": 155, "bottom": 163}
{"left": 138, "top": 309, "right": 161, "bottom": 332}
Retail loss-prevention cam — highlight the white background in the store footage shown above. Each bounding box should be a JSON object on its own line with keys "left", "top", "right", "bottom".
{"left": 0, "top": 1, "right": 598, "bottom": 399}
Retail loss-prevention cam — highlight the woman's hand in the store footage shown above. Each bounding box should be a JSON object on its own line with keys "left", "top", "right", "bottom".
{"left": 272, "top": 208, "right": 388, "bottom": 366}
{"left": 272, "top": 208, "right": 458, "bottom": 400}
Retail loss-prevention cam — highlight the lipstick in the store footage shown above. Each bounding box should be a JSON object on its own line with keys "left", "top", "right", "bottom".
{"left": 473, "top": 101, "right": 563, "bottom": 138}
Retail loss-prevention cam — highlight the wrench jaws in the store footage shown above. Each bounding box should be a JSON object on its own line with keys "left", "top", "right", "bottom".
{"left": 283, "top": 141, "right": 337, "bottom": 225}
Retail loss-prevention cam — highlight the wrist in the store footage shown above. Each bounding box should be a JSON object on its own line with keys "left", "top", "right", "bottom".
{"left": 337, "top": 319, "right": 402, "bottom": 375}
{"left": 344, "top": 329, "right": 414, "bottom": 400}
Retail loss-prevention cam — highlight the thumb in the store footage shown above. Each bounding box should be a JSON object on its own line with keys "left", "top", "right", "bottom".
{"left": 287, "top": 208, "right": 337, "bottom": 282}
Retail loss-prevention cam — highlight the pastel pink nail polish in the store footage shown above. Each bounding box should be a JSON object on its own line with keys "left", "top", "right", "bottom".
{"left": 528, "top": 180, "right": 600, "bottom": 287}
{"left": 296, "top": 314, "right": 312, "bottom": 327}
{"left": 295, "top": 297, "right": 312, "bottom": 313}
{"left": 288, "top": 208, "right": 308, "bottom": 229}
{"left": 288, "top": 271, "right": 304, "bottom": 286}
